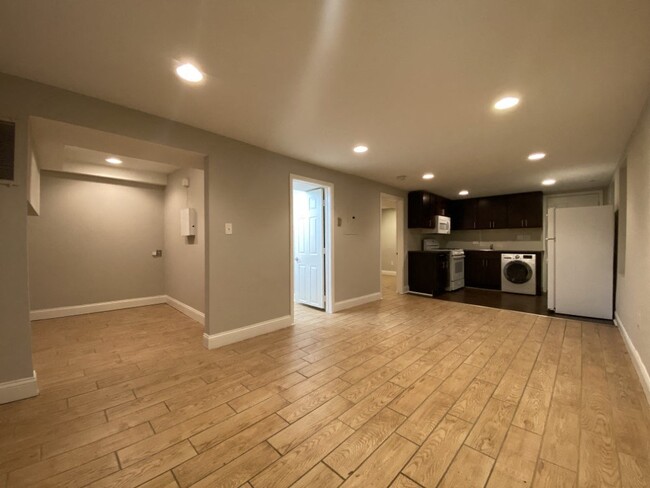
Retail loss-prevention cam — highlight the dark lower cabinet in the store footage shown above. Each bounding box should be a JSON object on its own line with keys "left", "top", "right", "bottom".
{"left": 465, "top": 251, "right": 502, "bottom": 290}
{"left": 408, "top": 252, "right": 447, "bottom": 296}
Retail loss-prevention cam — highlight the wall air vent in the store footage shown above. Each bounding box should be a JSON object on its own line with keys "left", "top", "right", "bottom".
{"left": 0, "top": 120, "right": 16, "bottom": 182}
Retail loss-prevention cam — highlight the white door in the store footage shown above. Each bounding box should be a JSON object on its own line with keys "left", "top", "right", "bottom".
{"left": 294, "top": 188, "right": 325, "bottom": 308}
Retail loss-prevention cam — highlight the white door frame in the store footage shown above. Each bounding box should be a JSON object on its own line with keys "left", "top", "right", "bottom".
{"left": 380, "top": 192, "right": 406, "bottom": 295}
{"left": 290, "top": 174, "right": 334, "bottom": 320}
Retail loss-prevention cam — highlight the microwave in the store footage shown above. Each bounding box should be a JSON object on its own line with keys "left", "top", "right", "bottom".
{"left": 433, "top": 215, "right": 451, "bottom": 234}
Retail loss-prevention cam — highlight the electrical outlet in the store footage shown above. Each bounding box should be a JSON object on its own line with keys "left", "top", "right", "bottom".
{"left": 225, "top": 223, "right": 233, "bottom": 235}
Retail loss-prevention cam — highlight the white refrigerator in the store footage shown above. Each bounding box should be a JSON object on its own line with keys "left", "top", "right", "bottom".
{"left": 547, "top": 205, "right": 614, "bottom": 319}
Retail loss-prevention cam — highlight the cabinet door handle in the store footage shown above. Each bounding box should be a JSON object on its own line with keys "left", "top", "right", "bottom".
{"left": 525, "top": 219, "right": 528, "bottom": 227}
{"left": 521, "top": 219, "right": 524, "bottom": 227}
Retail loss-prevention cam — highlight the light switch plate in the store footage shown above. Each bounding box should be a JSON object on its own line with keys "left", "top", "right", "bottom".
{"left": 225, "top": 223, "right": 233, "bottom": 235}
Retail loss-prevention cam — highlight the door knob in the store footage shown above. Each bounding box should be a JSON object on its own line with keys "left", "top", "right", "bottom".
{"left": 294, "top": 257, "right": 300, "bottom": 262}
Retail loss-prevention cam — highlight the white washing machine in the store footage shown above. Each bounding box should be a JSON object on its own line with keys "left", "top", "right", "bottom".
{"left": 501, "top": 253, "right": 536, "bottom": 295}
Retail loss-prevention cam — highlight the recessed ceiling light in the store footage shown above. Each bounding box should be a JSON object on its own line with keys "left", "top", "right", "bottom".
{"left": 528, "top": 152, "right": 546, "bottom": 161}
{"left": 353, "top": 145, "right": 368, "bottom": 153}
{"left": 175, "top": 63, "right": 204, "bottom": 83}
{"left": 494, "top": 96, "right": 520, "bottom": 110}
{"left": 542, "top": 178, "right": 556, "bottom": 186}
{"left": 422, "top": 173, "right": 434, "bottom": 180}
{"left": 458, "top": 190, "right": 469, "bottom": 196}
{"left": 105, "top": 157, "right": 122, "bottom": 165}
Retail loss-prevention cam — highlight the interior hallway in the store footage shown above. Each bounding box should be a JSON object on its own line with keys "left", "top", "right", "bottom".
{"left": 0, "top": 279, "right": 648, "bottom": 487}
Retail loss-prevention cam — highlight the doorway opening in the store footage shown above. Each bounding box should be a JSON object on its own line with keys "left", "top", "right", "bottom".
{"left": 380, "top": 193, "right": 405, "bottom": 296}
{"left": 290, "top": 175, "right": 334, "bottom": 319}
{"left": 26, "top": 117, "right": 208, "bottom": 329}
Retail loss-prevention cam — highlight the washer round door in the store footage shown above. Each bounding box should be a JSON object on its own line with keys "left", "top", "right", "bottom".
{"left": 503, "top": 260, "right": 533, "bottom": 284}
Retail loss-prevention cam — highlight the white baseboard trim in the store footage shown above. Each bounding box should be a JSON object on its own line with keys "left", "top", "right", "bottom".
{"left": 381, "top": 270, "right": 397, "bottom": 276}
{"left": 30, "top": 295, "right": 167, "bottom": 321}
{"left": 0, "top": 371, "right": 39, "bottom": 405}
{"left": 333, "top": 292, "right": 382, "bottom": 313}
{"left": 615, "top": 311, "right": 650, "bottom": 404}
{"left": 165, "top": 296, "right": 205, "bottom": 326}
{"left": 203, "top": 315, "right": 293, "bottom": 350}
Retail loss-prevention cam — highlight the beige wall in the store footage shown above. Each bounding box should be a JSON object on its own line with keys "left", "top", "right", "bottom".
{"left": 613, "top": 98, "right": 650, "bottom": 382}
{"left": 381, "top": 209, "right": 397, "bottom": 272}
{"left": 164, "top": 168, "right": 205, "bottom": 313}
{"left": 206, "top": 144, "right": 398, "bottom": 331}
{"left": 28, "top": 172, "right": 165, "bottom": 310}
{"left": 0, "top": 72, "right": 404, "bottom": 388}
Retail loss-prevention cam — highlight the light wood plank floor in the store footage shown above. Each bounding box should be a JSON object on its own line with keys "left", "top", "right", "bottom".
{"left": 1, "top": 277, "right": 649, "bottom": 487}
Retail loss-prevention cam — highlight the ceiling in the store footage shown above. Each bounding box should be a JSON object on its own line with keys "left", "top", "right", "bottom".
{"left": 30, "top": 117, "right": 206, "bottom": 185}
{"left": 2, "top": 1, "right": 649, "bottom": 198}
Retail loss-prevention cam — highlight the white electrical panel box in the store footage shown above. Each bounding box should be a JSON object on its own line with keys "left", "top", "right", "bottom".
{"left": 180, "top": 208, "right": 197, "bottom": 236}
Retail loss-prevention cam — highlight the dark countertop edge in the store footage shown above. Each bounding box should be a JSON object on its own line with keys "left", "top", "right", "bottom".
{"left": 410, "top": 250, "right": 544, "bottom": 254}
{"left": 463, "top": 249, "right": 544, "bottom": 254}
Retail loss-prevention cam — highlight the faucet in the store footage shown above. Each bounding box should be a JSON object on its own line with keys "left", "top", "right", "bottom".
{"left": 489, "top": 243, "right": 494, "bottom": 250}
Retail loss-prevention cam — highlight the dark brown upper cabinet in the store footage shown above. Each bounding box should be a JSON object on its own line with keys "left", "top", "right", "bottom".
{"left": 449, "top": 191, "right": 543, "bottom": 231}
{"left": 506, "top": 192, "right": 543, "bottom": 228}
{"left": 450, "top": 199, "right": 477, "bottom": 230}
{"left": 408, "top": 191, "right": 433, "bottom": 228}
{"left": 408, "top": 191, "right": 449, "bottom": 228}
{"left": 432, "top": 194, "right": 449, "bottom": 217}
{"left": 476, "top": 196, "right": 508, "bottom": 229}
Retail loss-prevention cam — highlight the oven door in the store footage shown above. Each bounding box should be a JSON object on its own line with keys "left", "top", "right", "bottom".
{"left": 448, "top": 255, "right": 465, "bottom": 290}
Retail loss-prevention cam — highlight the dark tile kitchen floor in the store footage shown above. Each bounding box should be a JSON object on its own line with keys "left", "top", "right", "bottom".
{"left": 435, "top": 287, "right": 614, "bottom": 325}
